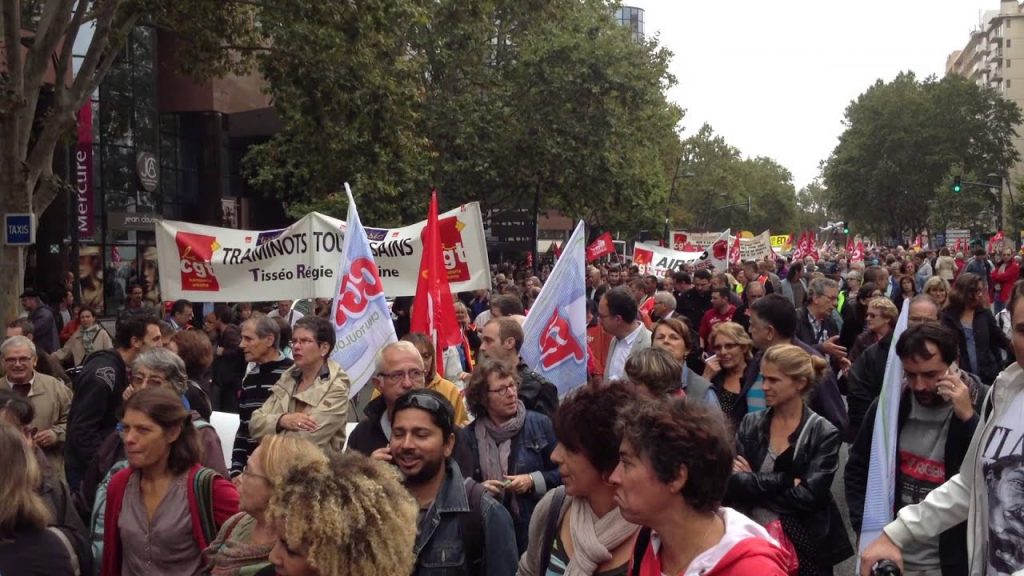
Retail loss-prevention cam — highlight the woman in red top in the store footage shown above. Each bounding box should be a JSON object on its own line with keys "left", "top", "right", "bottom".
{"left": 610, "top": 398, "right": 790, "bottom": 576}
{"left": 101, "top": 387, "right": 239, "bottom": 576}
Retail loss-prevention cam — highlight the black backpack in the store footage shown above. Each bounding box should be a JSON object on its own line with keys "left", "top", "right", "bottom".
{"left": 460, "top": 478, "right": 487, "bottom": 575}
{"left": 47, "top": 524, "right": 94, "bottom": 576}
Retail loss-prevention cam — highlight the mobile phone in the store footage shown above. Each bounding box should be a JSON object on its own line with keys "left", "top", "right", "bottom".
{"left": 704, "top": 353, "right": 717, "bottom": 363}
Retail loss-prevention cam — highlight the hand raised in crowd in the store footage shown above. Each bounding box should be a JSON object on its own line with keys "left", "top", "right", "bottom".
{"left": 936, "top": 368, "right": 974, "bottom": 422}
{"left": 33, "top": 428, "right": 57, "bottom": 448}
{"left": 859, "top": 533, "right": 903, "bottom": 576}
{"left": 278, "top": 412, "right": 319, "bottom": 432}
{"left": 370, "top": 446, "right": 393, "bottom": 462}
{"left": 820, "top": 336, "right": 847, "bottom": 360}
{"left": 504, "top": 474, "right": 533, "bottom": 495}
{"left": 702, "top": 355, "right": 722, "bottom": 381}
{"left": 732, "top": 455, "right": 752, "bottom": 473}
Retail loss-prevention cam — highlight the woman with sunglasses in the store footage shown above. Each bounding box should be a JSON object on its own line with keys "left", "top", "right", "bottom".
{"left": 849, "top": 297, "right": 898, "bottom": 363}
{"left": 464, "top": 359, "right": 560, "bottom": 554}
{"left": 249, "top": 316, "right": 350, "bottom": 454}
{"left": 204, "top": 435, "right": 328, "bottom": 575}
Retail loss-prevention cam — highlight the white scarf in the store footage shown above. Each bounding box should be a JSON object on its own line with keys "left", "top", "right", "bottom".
{"left": 565, "top": 495, "right": 638, "bottom": 576}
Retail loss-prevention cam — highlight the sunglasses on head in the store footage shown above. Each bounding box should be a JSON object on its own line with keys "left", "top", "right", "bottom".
{"left": 393, "top": 391, "right": 454, "bottom": 429}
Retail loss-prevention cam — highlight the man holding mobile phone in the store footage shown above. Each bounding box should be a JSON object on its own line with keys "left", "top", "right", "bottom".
{"left": 846, "top": 322, "right": 988, "bottom": 576}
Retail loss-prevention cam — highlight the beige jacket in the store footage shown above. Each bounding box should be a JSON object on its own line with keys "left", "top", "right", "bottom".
{"left": 249, "top": 359, "right": 350, "bottom": 453}
{"left": 0, "top": 372, "right": 72, "bottom": 466}
{"left": 53, "top": 326, "right": 114, "bottom": 367}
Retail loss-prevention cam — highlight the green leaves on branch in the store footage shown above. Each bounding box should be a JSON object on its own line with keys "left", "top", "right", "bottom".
{"left": 241, "top": 0, "right": 684, "bottom": 233}
{"left": 823, "top": 72, "right": 1022, "bottom": 237}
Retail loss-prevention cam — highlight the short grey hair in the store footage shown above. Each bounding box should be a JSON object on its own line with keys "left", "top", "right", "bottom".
{"left": 653, "top": 290, "right": 676, "bottom": 310}
{"left": 808, "top": 277, "right": 839, "bottom": 299}
{"left": 373, "top": 341, "right": 422, "bottom": 376}
{"left": 1, "top": 336, "right": 35, "bottom": 358}
{"left": 133, "top": 347, "right": 188, "bottom": 395}
{"left": 243, "top": 315, "right": 281, "bottom": 348}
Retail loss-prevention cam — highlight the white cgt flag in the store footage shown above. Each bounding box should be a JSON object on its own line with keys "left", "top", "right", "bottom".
{"left": 329, "top": 183, "right": 397, "bottom": 399}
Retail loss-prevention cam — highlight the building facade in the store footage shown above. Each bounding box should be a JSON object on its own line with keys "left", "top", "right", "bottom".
{"left": 946, "top": 0, "right": 1024, "bottom": 230}
{"left": 32, "top": 27, "right": 285, "bottom": 316}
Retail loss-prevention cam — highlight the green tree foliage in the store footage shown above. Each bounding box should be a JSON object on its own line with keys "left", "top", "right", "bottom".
{"left": 242, "top": 0, "right": 684, "bottom": 235}
{"left": 823, "top": 72, "right": 1022, "bottom": 238}
{"left": 794, "top": 179, "right": 834, "bottom": 233}
{"left": 672, "top": 124, "right": 797, "bottom": 233}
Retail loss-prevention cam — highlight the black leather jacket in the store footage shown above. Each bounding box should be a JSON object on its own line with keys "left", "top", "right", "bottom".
{"left": 726, "top": 405, "right": 853, "bottom": 568}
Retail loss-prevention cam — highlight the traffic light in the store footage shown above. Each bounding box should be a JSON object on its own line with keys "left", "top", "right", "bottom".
{"left": 842, "top": 221, "right": 849, "bottom": 234}
{"left": 953, "top": 175, "right": 962, "bottom": 193}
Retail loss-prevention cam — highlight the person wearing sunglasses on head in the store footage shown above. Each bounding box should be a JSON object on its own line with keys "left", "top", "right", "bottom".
{"left": 464, "top": 359, "right": 560, "bottom": 555}
{"left": 390, "top": 388, "right": 518, "bottom": 576}
{"left": 250, "top": 317, "right": 350, "bottom": 455}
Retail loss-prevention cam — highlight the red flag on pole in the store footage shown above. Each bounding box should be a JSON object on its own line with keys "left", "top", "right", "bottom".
{"left": 729, "top": 234, "right": 741, "bottom": 265}
{"left": 410, "top": 190, "right": 462, "bottom": 374}
{"left": 586, "top": 232, "right": 615, "bottom": 262}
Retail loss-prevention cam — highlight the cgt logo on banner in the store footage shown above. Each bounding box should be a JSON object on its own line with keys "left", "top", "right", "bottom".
{"left": 156, "top": 205, "right": 491, "bottom": 301}
{"left": 539, "top": 311, "right": 585, "bottom": 369}
{"left": 176, "top": 231, "right": 221, "bottom": 291}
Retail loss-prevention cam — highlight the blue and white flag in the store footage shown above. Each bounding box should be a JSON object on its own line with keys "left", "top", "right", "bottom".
{"left": 330, "top": 183, "right": 397, "bottom": 399}
{"left": 521, "top": 221, "right": 588, "bottom": 396}
{"left": 858, "top": 302, "right": 910, "bottom": 554}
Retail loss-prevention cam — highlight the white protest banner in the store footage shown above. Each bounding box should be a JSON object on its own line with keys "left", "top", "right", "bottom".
{"left": 156, "top": 204, "right": 491, "bottom": 301}
{"left": 672, "top": 230, "right": 773, "bottom": 262}
{"left": 632, "top": 242, "right": 707, "bottom": 277}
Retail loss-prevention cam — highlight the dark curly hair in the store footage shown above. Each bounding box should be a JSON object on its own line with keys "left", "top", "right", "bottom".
{"left": 465, "top": 359, "right": 520, "bottom": 419}
{"left": 555, "top": 381, "right": 633, "bottom": 477}
{"left": 616, "top": 397, "right": 733, "bottom": 514}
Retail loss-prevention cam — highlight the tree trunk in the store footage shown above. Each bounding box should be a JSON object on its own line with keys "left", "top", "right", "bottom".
{"left": 0, "top": 158, "right": 32, "bottom": 324}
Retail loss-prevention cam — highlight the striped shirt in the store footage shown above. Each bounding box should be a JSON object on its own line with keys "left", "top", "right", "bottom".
{"left": 230, "top": 356, "right": 294, "bottom": 476}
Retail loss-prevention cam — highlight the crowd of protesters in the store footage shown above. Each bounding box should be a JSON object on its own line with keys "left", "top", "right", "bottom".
{"left": 1, "top": 241, "right": 1023, "bottom": 575}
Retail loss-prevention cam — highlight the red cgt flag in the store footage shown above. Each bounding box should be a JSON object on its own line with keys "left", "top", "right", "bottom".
{"left": 410, "top": 190, "right": 463, "bottom": 374}
{"left": 586, "top": 232, "right": 615, "bottom": 262}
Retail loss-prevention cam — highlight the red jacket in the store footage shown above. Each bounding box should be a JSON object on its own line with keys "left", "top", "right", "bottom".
{"left": 101, "top": 463, "right": 239, "bottom": 576}
{"left": 990, "top": 260, "right": 1020, "bottom": 302}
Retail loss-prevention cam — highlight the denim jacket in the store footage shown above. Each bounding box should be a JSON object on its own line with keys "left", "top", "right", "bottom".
{"left": 464, "top": 410, "right": 560, "bottom": 553}
{"left": 413, "top": 461, "right": 518, "bottom": 576}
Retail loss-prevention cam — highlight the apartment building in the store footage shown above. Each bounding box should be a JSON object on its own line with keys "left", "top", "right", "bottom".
{"left": 947, "top": 0, "right": 1024, "bottom": 230}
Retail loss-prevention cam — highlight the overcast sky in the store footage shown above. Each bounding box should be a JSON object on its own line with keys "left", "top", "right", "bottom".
{"left": 628, "top": 1, "right": 998, "bottom": 190}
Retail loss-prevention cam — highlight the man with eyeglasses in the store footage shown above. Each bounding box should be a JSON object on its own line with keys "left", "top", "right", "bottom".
{"left": 846, "top": 295, "right": 941, "bottom": 441}
{"left": 348, "top": 341, "right": 474, "bottom": 471}
{"left": 846, "top": 323, "right": 986, "bottom": 576}
{"left": 795, "top": 277, "right": 846, "bottom": 365}
{"left": 65, "top": 314, "right": 161, "bottom": 490}
{"left": 390, "top": 388, "right": 517, "bottom": 576}
{"left": 0, "top": 335, "right": 71, "bottom": 472}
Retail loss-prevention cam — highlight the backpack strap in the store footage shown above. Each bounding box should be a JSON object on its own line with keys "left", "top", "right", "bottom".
{"left": 461, "top": 477, "right": 487, "bottom": 575}
{"left": 537, "top": 487, "right": 567, "bottom": 575}
{"left": 193, "top": 467, "right": 218, "bottom": 544}
{"left": 630, "top": 526, "right": 652, "bottom": 576}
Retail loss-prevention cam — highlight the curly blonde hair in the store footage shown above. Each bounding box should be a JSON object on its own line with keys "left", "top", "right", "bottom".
{"left": 266, "top": 452, "right": 418, "bottom": 576}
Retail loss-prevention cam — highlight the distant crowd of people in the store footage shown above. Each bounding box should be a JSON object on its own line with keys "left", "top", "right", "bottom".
{"left": 1, "top": 241, "right": 1023, "bottom": 575}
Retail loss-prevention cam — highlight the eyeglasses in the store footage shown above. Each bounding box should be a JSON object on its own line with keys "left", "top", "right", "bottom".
{"left": 716, "top": 342, "right": 741, "bottom": 351}
{"left": 290, "top": 337, "right": 318, "bottom": 347}
{"left": 241, "top": 465, "right": 270, "bottom": 483}
{"left": 378, "top": 369, "right": 426, "bottom": 384}
{"left": 3, "top": 356, "right": 33, "bottom": 365}
{"left": 131, "top": 373, "right": 166, "bottom": 388}
{"left": 393, "top": 391, "right": 454, "bottom": 428}
{"left": 487, "top": 382, "right": 518, "bottom": 396}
